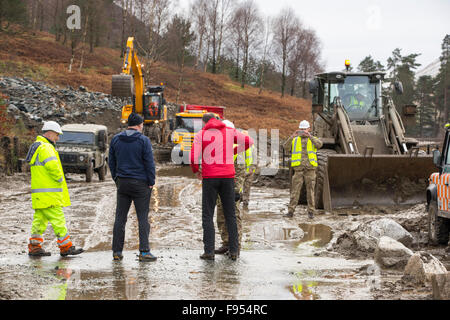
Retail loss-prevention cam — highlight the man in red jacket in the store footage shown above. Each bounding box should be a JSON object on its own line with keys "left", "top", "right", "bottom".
{"left": 190, "top": 113, "right": 254, "bottom": 261}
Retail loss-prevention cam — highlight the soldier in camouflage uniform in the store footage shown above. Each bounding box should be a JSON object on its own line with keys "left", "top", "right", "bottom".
{"left": 241, "top": 130, "right": 256, "bottom": 212}
{"left": 283, "top": 120, "right": 323, "bottom": 219}
{"left": 215, "top": 121, "right": 248, "bottom": 255}
{"left": 215, "top": 155, "right": 246, "bottom": 254}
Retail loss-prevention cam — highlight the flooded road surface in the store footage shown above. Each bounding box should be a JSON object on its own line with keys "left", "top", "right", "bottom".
{"left": 0, "top": 166, "right": 422, "bottom": 300}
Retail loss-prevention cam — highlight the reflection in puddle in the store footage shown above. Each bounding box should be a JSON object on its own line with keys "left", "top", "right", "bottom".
{"left": 298, "top": 224, "right": 333, "bottom": 247}
{"left": 289, "top": 282, "right": 320, "bottom": 300}
{"left": 157, "top": 166, "right": 195, "bottom": 178}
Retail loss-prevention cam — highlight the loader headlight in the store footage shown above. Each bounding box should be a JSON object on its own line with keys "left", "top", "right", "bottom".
{"left": 79, "top": 156, "right": 85, "bottom": 162}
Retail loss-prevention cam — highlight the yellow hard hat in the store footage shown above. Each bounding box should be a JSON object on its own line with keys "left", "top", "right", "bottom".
{"left": 445, "top": 123, "right": 450, "bottom": 128}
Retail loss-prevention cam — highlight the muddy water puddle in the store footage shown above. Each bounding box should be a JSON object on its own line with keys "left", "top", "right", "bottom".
{"left": 0, "top": 249, "right": 374, "bottom": 300}
{"left": 0, "top": 166, "right": 388, "bottom": 300}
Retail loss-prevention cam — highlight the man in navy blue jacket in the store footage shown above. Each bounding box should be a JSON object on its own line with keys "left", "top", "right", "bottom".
{"left": 108, "top": 113, "right": 156, "bottom": 262}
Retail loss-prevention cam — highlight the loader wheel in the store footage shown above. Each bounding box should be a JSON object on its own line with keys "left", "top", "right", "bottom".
{"left": 315, "top": 149, "right": 337, "bottom": 210}
{"left": 428, "top": 201, "right": 450, "bottom": 245}
{"left": 111, "top": 74, "right": 134, "bottom": 97}
{"left": 297, "top": 149, "right": 336, "bottom": 209}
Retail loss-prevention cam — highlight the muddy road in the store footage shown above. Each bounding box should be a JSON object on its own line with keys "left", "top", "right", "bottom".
{"left": 0, "top": 166, "right": 447, "bottom": 300}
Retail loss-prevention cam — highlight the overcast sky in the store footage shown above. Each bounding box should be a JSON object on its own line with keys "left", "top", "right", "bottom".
{"left": 178, "top": 0, "right": 449, "bottom": 72}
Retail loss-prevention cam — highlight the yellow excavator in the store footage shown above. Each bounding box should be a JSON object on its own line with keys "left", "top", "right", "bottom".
{"left": 111, "top": 37, "right": 170, "bottom": 144}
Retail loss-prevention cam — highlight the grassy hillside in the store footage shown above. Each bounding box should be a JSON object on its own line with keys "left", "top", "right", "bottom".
{"left": 0, "top": 29, "right": 311, "bottom": 138}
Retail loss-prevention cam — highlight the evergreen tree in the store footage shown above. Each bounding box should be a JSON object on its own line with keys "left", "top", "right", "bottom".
{"left": 415, "top": 75, "right": 436, "bottom": 137}
{"left": 387, "top": 48, "right": 421, "bottom": 113}
{"left": 436, "top": 34, "right": 450, "bottom": 130}
{"left": 358, "top": 55, "right": 385, "bottom": 72}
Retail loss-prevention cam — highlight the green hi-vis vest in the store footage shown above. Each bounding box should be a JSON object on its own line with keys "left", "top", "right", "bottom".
{"left": 245, "top": 145, "right": 255, "bottom": 173}
{"left": 233, "top": 145, "right": 255, "bottom": 173}
{"left": 291, "top": 136, "right": 318, "bottom": 168}
{"left": 27, "top": 136, "right": 71, "bottom": 209}
{"left": 350, "top": 95, "right": 366, "bottom": 108}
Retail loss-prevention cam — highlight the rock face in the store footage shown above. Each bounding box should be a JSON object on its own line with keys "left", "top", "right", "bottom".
{"left": 403, "top": 252, "right": 447, "bottom": 285}
{"left": 374, "top": 236, "right": 414, "bottom": 269}
{"left": 432, "top": 272, "right": 450, "bottom": 300}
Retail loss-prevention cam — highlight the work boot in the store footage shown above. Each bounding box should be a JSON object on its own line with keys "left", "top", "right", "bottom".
{"left": 113, "top": 252, "right": 123, "bottom": 261}
{"left": 308, "top": 211, "right": 314, "bottom": 219}
{"left": 283, "top": 212, "right": 294, "bottom": 218}
{"left": 28, "top": 246, "right": 51, "bottom": 257}
{"left": 214, "top": 245, "right": 229, "bottom": 255}
{"left": 199, "top": 253, "right": 215, "bottom": 261}
{"left": 60, "top": 245, "right": 84, "bottom": 257}
{"left": 229, "top": 251, "right": 239, "bottom": 261}
{"left": 138, "top": 251, "right": 157, "bottom": 262}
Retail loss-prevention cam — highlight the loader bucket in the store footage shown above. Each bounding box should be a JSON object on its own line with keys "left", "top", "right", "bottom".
{"left": 323, "top": 154, "right": 436, "bottom": 210}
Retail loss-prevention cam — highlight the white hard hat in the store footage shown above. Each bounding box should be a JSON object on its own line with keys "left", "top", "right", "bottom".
{"left": 299, "top": 120, "right": 310, "bottom": 129}
{"left": 42, "top": 121, "right": 63, "bottom": 135}
{"left": 222, "top": 120, "right": 235, "bottom": 129}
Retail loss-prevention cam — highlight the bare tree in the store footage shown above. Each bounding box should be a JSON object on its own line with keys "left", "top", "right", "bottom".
{"left": 259, "top": 16, "right": 272, "bottom": 94}
{"left": 228, "top": 5, "right": 244, "bottom": 81}
{"left": 190, "top": 0, "right": 208, "bottom": 70}
{"left": 206, "top": 0, "right": 220, "bottom": 73}
{"left": 299, "top": 29, "right": 322, "bottom": 98}
{"left": 216, "top": 0, "right": 234, "bottom": 72}
{"left": 236, "top": 0, "right": 261, "bottom": 88}
{"left": 273, "top": 7, "right": 300, "bottom": 97}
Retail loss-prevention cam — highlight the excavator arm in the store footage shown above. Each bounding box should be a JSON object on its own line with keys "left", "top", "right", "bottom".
{"left": 111, "top": 37, "right": 145, "bottom": 121}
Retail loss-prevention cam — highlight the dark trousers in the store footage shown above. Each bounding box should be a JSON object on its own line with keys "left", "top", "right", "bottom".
{"left": 112, "top": 178, "right": 152, "bottom": 253}
{"left": 202, "top": 178, "right": 239, "bottom": 255}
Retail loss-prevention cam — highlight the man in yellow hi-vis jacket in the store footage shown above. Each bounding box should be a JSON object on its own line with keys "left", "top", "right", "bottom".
{"left": 25, "top": 121, "right": 84, "bottom": 257}
{"left": 283, "top": 120, "right": 323, "bottom": 219}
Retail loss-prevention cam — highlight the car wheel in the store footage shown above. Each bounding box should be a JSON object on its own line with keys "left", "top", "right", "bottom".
{"left": 428, "top": 201, "right": 450, "bottom": 245}
{"left": 86, "top": 161, "right": 94, "bottom": 183}
{"left": 98, "top": 163, "right": 106, "bottom": 181}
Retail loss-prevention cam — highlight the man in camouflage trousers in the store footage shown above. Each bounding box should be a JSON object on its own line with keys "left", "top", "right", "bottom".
{"left": 283, "top": 120, "right": 323, "bottom": 219}
{"left": 241, "top": 130, "right": 256, "bottom": 212}
{"left": 215, "top": 121, "right": 247, "bottom": 255}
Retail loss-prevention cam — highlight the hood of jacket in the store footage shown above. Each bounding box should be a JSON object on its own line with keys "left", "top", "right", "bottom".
{"left": 204, "top": 118, "right": 226, "bottom": 131}
{"left": 118, "top": 129, "right": 142, "bottom": 143}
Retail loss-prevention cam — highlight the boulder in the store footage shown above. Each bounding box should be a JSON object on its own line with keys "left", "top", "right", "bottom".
{"left": 432, "top": 272, "right": 450, "bottom": 300}
{"left": 364, "top": 218, "right": 414, "bottom": 247}
{"left": 374, "top": 236, "right": 413, "bottom": 269}
{"left": 403, "top": 252, "right": 447, "bottom": 285}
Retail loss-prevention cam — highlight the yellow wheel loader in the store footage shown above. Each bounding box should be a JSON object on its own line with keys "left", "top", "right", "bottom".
{"left": 111, "top": 37, "right": 171, "bottom": 145}
{"left": 300, "top": 62, "right": 436, "bottom": 211}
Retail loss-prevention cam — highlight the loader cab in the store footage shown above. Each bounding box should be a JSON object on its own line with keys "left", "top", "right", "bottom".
{"left": 311, "top": 72, "right": 384, "bottom": 122}
{"left": 143, "top": 85, "right": 166, "bottom": 121}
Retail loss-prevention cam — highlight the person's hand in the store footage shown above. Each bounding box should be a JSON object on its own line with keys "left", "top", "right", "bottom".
{"left": 196, "top": 172, "right": 203, "bottom": 181}
{"left": 149, "top": 185, "right": 153, "bottom": 189}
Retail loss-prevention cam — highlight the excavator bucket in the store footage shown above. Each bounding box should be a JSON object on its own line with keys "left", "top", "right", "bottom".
{"left": 111, "top": 74, "right": 134, "bottom": 97}
{"left": 323, "top": 154, "right": 436, "bottom": 210}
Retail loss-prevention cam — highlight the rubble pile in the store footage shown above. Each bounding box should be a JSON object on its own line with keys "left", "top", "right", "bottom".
{"left": 0, "top": 77, "right": 125, "bottom": 125}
